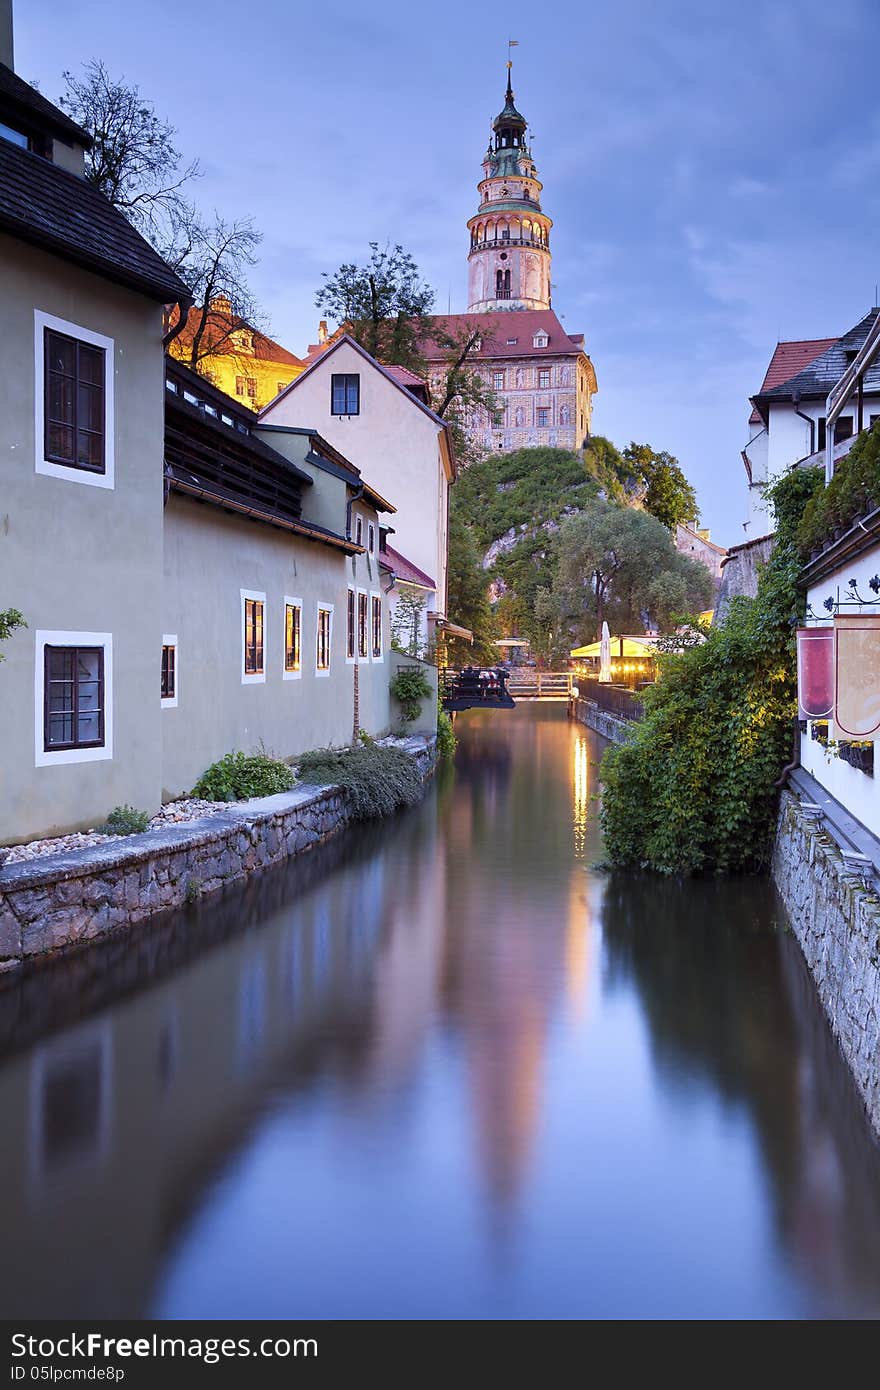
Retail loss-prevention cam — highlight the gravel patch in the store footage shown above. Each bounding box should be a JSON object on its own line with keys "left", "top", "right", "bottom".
{"left": 3, "top": 797, "right": 229, "bottom": 865}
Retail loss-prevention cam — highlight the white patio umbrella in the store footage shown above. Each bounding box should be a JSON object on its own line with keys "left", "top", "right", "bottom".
{"left": 598, "top": 621, "right": 612, "bottom": 684}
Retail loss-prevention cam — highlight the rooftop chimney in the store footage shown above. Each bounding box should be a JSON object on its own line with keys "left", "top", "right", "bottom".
{"left": 1, "top": 0, "right": 14, "bottom": 70}
{"left": 318, "top": 319, "right": 328, "bottom": 345}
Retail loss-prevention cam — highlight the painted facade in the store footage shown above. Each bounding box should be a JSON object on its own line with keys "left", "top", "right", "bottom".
{"left": 0, "top": 59, "right": 396, "bottom": 845}
{"left": 744, "top": 312, "right": 880, "bottom": 537}
{"left": 168, "top": 296, "right": 304, "bottom": 412}
{"left": 259, "top": 335, "right": 455, "bottom": 634}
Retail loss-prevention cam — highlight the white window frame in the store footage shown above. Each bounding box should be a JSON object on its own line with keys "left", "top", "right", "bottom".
{"left": 241, "top": 589, "right": 266, "bottom": 684}
{"left": 283, "top": 597, "right": 302, "bottom": 680}
{"left": 34, "top": 630, "right": 113, "bottom": 767}
{"left": 315, "top": 602, "right": 334, "bottom": 677}
{"left": 35, "top": 310, "right": 115, "bottom": 490}
{"left": 368, "top": 522, "right": 375, "bottom": 554}
{"left": 161, "top": 633, "right": 178, "bottom": 708}
{"left": 370, "top": 591, "right": 384, "bottom": 663}
{"left": 345, "top": 587, "right": 356, "bottom": 665}
{"left": 355, "top": 514, "right": 364, "bottom": 548}
{"left": 356, "top": 587, "right": 369, "bottom": 663}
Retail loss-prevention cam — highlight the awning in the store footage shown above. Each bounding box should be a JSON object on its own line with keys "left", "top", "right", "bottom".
{"left": 570, "top": 636, "right": 656, "bottom": 659}
{"left": 436, "top": 618, "right": 474, "bottom": 642}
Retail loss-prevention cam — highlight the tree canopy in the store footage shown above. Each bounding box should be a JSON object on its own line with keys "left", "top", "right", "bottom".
{"left": 445, "top": 513, "right": 498, "bottom": 665}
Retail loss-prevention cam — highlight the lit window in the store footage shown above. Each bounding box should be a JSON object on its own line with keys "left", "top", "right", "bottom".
{"left": 331, "top": 373, "right": 360, "bottom": 415}
{"left": 242, "top": 592, "right": 265, "bottom": 682}
{"left": 347, "top": 588, "right": 356, "bottom": 661}
{"left": 316, "top": 605, "right": 333, "bottom": 673}
{"left": 284, "top": 602, "right": 301, "bottom": 675}
{"left": 358, "top": 592, "right": 368, "bottom": 659}
{"left": 371, "top": 595, "right": 383, "bottom": 660}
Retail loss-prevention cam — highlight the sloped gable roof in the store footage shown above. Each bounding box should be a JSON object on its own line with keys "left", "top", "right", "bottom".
{"left": 752, "top": 310, "right": 880, "bottom": 418}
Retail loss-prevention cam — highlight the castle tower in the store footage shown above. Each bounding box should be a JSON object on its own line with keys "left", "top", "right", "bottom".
{"left": 467, "top": 67, "right": 552, "bottom": 314}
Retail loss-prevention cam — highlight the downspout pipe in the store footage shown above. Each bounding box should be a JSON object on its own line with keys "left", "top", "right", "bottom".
{"left": 774, "top": 717, "right": 802, "bottom": 789}
{"left": 792, "top": 390, "right": 815, "bottom": 456}
{"left": 345, "top": 482, "right": 365, "bottom": 542}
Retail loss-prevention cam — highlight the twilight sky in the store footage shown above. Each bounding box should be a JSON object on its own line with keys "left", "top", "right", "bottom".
{"left": 15, "top": 0, "right": 880, "bottom": 543}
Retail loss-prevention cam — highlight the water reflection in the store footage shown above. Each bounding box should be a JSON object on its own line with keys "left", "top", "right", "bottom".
{"left": 0, "top": 705, "right": 879, "bottom": 1318}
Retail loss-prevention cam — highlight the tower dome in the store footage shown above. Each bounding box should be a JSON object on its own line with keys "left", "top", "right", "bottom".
{"left": 466, "top": 66, "right": 552, "bottom": 314}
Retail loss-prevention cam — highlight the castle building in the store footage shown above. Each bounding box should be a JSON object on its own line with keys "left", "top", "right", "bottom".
{"left": 422, "top": 67, "right": 596, "bottom": 456}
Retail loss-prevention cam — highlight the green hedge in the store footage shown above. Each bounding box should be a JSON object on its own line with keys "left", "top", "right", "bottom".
{"left": 796, "top": 420, "right": 880, "bottom": 560}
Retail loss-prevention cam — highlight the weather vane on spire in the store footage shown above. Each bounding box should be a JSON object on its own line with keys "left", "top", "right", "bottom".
{"left": 507, "top": 38, "right": 518, "bottom": 69}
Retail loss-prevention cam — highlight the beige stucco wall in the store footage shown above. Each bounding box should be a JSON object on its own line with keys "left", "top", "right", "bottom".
{"left": 261, "top": 342, "right": 449, "bottom": 615}
{"left": 161, "top": 495, "right": 392, "bottom": 797}
{"left": 0, "top": 237, "right": 166, "bottom": 843}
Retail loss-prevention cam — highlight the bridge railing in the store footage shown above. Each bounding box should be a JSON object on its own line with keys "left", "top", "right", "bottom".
{"left": 506, "top": 670, "right": 572, "bottom": 698}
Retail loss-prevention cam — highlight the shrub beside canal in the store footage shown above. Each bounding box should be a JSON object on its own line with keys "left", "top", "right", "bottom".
{"left": 601, "top": 467, "right": 824, "bottom": 874}
{"left": 297, "top": 743, "right": 423, "bottom": 820}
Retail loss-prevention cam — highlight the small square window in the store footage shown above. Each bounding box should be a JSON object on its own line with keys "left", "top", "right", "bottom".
{"left": 331, "top": 373, "right": 360, "bottom": 415}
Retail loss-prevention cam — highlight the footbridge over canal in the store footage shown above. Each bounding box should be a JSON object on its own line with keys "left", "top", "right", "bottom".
{"left": 441, "top": 668, "right": 572, "bottom": 713}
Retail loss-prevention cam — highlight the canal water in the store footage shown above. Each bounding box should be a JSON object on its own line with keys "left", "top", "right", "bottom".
{"left": 2, "top": 704, "right": 880, "bottom": 1320}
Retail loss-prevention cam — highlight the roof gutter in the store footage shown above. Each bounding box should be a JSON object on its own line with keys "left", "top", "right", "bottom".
{"left": 792, "top": 390, "right": 815, "bottom": 457}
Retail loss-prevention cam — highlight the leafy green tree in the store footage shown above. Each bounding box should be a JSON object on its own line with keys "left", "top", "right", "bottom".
{"left": 316, "top": 242, "right": 434, "bottom": 375}
{"left": 545, "top": 501, "right": 711, "bottom": 643}
{"left": 445, "top": 513, "right": 498, "bottom": 665}
{"left": 316, "top": 244, "right": 494, "bottom": 465}
{"left": 622, "top": 442, "right": 699, "bottom": 530}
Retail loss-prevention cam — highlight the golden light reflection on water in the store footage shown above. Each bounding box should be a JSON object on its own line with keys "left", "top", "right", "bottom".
{"left": 571, "top": 732, "right": 590, "bottom": 859}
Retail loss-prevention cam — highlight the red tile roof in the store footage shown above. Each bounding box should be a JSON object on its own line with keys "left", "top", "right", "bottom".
{"left": 173, "top": 305, "right": 304, "bottom": 368}
{"left": 421, "top": 309, "right": 586, "bottom": 360}
{"left": 384, "top": 363, "right": 428, "bottom": 388}
{"left": 380, "top": 543, "right": 435, "bottom": 590}
{"left": 749, "top": 336, "right": 837, "bottom": 424}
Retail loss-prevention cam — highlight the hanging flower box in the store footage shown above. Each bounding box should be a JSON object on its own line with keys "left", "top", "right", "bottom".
{"left": 837, "top": 742, "right": 874, "bottom": 775}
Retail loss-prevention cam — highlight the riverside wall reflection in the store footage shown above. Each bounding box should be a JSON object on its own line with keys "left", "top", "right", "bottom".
{"left": 0, "top": 705, "right": 879, "bottom": 1318}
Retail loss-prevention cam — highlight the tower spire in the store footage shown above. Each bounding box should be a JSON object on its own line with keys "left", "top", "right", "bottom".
{"left": 466, "top": 60, "right": 552, "bottom": 314}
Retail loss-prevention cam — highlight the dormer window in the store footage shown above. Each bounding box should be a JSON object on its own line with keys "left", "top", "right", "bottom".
{"left": 533, "top": 331, "right": 549, "bottom": 349}
{"left": 231, "top": 329, "right": 254, "bottom": 355}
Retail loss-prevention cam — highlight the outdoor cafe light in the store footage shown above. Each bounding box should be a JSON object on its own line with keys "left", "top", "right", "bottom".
{"left": 832, "top": 614, "right": 880, "bottom": 741}
{"left": 796, "top": 626, "right": 834, "bottom": 720}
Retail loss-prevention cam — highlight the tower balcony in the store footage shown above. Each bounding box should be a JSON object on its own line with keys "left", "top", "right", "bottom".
{"left": 469, "top": 233, "right": 550, "bottom": 253}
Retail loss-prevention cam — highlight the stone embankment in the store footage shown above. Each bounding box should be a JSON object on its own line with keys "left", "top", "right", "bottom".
{"left": 569, "top": 696, "right": 634, "bottom": 745}
{"left": 773, "top": 784, "right": 880, "bottom": 1138}
{"left": 0, "top": 738, "right": 436, "bottom": 974}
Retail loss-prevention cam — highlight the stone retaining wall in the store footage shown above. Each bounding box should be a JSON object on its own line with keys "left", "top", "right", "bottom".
{"left": 773, "top": 786, "right": 880, "bottom": 1137}
{"left": 569, "top": 697, "right": 634, "bottom": 745}
{"left": 0, "top": 739, "right": 436, "bottom": 974}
